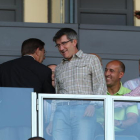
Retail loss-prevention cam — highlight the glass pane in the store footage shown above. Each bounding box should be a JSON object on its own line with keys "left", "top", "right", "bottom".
{"left": 43, "top": 99, "right": 105, "bottom": 140}
{"left": 114, "top": 101, "right": 140, "bottom": 140}
{"left": 134, "top": 0, "right": 140, "bottom": 26}
{"left": 0, "top": 87, "right": 33, "bottom": 140}
{"left": 24, "top": 0, "right": 65, "bottom": 23}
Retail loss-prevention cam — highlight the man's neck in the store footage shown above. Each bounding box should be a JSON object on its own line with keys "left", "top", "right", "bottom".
{"left": 107, "top": 83, "right": 121, "bottom": 95}
{"left": 24, "top": 54, "right": 35, "bottom": 60}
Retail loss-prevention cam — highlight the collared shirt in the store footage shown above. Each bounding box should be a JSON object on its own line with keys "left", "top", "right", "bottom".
{"left": 107, "top": 83, "right": 136, "bottom": 108}
{"left": 107, "top": 83, "right": 135, "bottom": 108}
{"left": 55, "top": 50, "right": 107, "bottom": 95}
{"left": 97, "top": 83, "right": 138, "bottom": 132}
{"left": 107, "top": 82, "right": 131, "bottom": 95}
{"left": 50, "top": 50, "right": 107, "bottom": 121}
{"left": 123, "top": 78, "right": 140, "bottom": 109}
{"left": 123, "top": 77, "right": 140, "bottom": 90}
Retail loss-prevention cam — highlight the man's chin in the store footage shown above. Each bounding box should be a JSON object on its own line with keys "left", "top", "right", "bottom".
{"left": 107, "top": 84, "right": 112, "bottom": 87}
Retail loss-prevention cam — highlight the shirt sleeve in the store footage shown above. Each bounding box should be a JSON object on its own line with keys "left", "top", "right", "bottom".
{"left": 124, "top": 86, "right": 140, "bottom": 96}
{"left": 126, "top": 105, "right": 138, "bottom": 115}
{"left": 42, "top": 68, "right": 55, "bottom": 93}
{"left": 54, "top": 69, "right": 59, "bottom": 94}
{"left": 123, "top": 82, "right": 130, "bottom": 89}
{"left": 90, "top": 55, "right": 107, "bottom": 95}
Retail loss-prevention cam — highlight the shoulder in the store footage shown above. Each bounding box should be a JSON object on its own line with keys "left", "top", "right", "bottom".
{"left": 126, "top": 105, "right": 138, "bottom": 114}
{"left": 55, "top": 63, "right": 62, "bottom": 71}
{"left": 0, "top": 58, "right": 20, "bottom": 67}
{"left": 83, "top": 53, "right": 98, "bottom": 60}
{"left": 79, "top": 52, "right": 100, "bottom": 66}
{"left": 124, "top": 77, "right": 140, "bottom": 84}
{"left": 121, "top": 85, "right": 131, "bottom": 95}
{"left": 37, "top": 62, "right": 51, "bottom": 72}
{"left": 123, "top": 77, "right": 140, "bottom": 90}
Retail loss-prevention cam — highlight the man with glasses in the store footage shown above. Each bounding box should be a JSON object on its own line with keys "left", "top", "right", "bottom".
{"left": 47, "top": 28, "right": 106, "bottom": 140}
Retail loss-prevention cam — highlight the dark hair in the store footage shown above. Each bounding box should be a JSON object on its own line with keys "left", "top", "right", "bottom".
{"left": 53, "top": 28, "right": 78, "bottom": 48}
{"left": 119, "top": 61, "right": 125, "bottom": 73}
{"left": 21, "top": 38, "right": 45, "bottom": 56}
{"left": 28, "top": 136, "right": 45, "bottom": 140}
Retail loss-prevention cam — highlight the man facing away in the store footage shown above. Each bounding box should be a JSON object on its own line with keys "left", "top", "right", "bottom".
{"left": 0, "top": 38, "right": 55, "bottom": 93}
{"left": 96, "top": 60, "right": 140, "bottom": 139}
{"left": 47, "top": 28, "right": 107, "bottom": 140}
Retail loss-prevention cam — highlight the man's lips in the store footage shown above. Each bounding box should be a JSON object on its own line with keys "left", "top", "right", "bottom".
{"left": 61, "top": 50, "right": 67, "bottom": 54}
{"left": 106, "top": 77, "right": 111, "bottom": 81}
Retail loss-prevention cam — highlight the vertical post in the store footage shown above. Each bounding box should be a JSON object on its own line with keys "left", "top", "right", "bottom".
{"left": 32, "top": 92, "right": 37, "bottom": 136}
{"left": 104, "top": 96, "right": 114, "bottom": 140}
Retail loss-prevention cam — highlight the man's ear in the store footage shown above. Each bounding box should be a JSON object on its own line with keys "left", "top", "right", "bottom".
{"left": 72, "top": 39, "right": 77, "bottom": 47}
{"left": 35, "top": 48, "right": 40, "bottom": 56}
{"left": 119, "top": 72, "right": 124, "bottom": 79}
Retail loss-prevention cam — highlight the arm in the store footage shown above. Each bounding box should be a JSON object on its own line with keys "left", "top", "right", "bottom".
{"left": 90, "top": 55, "right": 107, "bottom": 95}
{"left": 46, "top": 121, "right": 53, "bottom": 136}
{"left": 84, "top": 105, "right": 95, "bottom": 117}
{"left": 43, "top": 69, "right": 55, "bottom": 93}
{"left": 84, "top": 56, "right": 107, "bottom": 116}
{"left": 114, "top": 102, "right": 136, "bottom": 108}
{"left": 46, "top": 100, "right": 56, "bottom": 136}
{"left": 115, "top": 112, "right": 138, "bottom": 129}
{"left": 115, "top": 105, "right": 138, "bottom": 128}
{"left": 134, "top": 11, "right": 140, "bottom": 19}
{"left": 124, "top": 86, "right": 140, "bottom": 96}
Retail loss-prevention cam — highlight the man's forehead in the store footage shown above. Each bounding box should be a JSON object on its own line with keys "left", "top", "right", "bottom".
{"left": 106, "top": 63, "right": 120, "bottom": 70}
{"left": 56, "top": 35, "right": 68, "bottom": 42}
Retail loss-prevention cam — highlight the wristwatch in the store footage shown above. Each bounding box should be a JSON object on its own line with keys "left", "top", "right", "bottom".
{"left": 119, "top": 120, "right": 123, "bottom": 127}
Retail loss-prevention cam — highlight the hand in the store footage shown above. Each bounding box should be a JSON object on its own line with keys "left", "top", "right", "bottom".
{"left": 134, "top": 11, "right": 140, "bottom": 19}
{"left": 46, "top": 122, "right": 52, "bottom": 136}
{"left": 84, "top": 105, "right": 95, "bottom": 117}
{"left": 114, "top": 120, "right": 121, "bottom": 127}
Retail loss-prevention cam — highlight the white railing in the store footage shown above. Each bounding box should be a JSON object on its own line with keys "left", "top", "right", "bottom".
{"left": 36, "top": 93, "right": 140, "bottom": 140}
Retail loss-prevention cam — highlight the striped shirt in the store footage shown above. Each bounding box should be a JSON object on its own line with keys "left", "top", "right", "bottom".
{"left": 123, "top": 77, "right": 140, "bottom": 90}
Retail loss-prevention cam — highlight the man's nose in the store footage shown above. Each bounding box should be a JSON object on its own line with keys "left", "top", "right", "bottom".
{"left": 59, "top": 45, "right": 64, "bottom": 50}
{"left": 105, "top": 70, "right": 110, "bottom": 76}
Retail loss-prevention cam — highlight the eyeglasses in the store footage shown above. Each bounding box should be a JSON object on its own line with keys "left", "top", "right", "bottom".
{"left": 55, "top": 39, "right": 73, "bottom": 48}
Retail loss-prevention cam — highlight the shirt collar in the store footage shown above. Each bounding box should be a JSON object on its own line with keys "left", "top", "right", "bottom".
{"left": 24, "top": 54, "right": 35, "bottom": 60}
{"left": 62, "top": 50, "right": 83, "bottom": 63}
{"left": 107, "top": 82, "right": 123, "bottom": 95}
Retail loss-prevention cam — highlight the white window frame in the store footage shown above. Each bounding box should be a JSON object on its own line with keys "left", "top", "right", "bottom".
{"left": 31, "top": 92, "right": 37, "bottom": 136}
{"left": 36, "top": 94, "right": 140, "bottom": 140}
{"left": 37, "top": 94, "right": 113, "bottom": 140}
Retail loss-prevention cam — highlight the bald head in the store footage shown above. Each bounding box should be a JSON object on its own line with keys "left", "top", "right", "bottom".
{"left": 107, "top": 60, "right": 125, "bottom": 73}
{"left": 105, "top": 60, "right": 125, "bottom": 88}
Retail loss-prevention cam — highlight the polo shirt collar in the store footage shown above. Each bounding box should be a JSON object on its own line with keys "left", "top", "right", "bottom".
{"left": 107, "top": 82, "right": 123, "bottom": 95}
